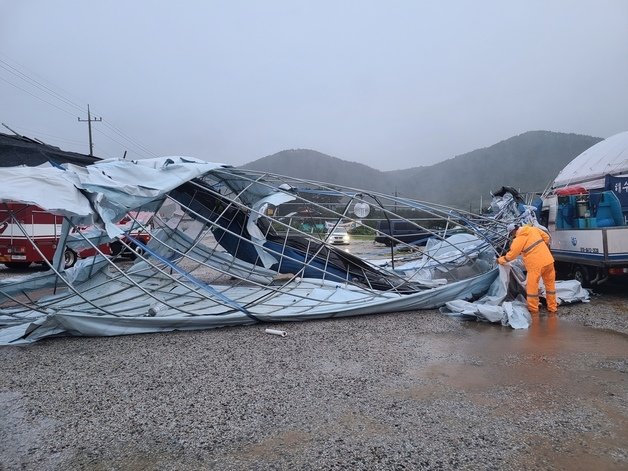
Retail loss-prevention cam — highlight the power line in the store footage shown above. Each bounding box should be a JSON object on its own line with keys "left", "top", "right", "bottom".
{"left": 0, "top": 59, "right": 85, "bottom": 113}
{"left": 100, "top": 119, "right": 158, "bottom": 158}
{"left": 10, "top": 126, "right": 85, "bottom": 146}
{"left": 94, "top": 127, "right": 140, "bottom": 158}
{"left": 0, "top": 53, "right": 158, "bottom": 158}
{"left": 0, "top": 75, "right": 78, "bottom": 118}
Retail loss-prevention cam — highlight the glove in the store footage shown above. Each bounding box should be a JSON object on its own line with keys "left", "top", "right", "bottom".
{"left": 497, "top": 256, "right": 506, "bottom": 265}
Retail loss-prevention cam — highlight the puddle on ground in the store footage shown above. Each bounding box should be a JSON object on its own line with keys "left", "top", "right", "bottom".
{"left": 398, "top": 317, "right": 627, "bottom": 470}
{"left": 410, "top": 317, "right": 627, "bottom": 395}
{"left": 466, "top": 315, "right": 626, "bottom": 356}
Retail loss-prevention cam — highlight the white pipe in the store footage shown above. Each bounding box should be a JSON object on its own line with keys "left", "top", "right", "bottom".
{"left": 147, "top": 303, "right": 167, "bottom": 317}
{"left": 265, "top": 328, "right": 287, "bottom": 337}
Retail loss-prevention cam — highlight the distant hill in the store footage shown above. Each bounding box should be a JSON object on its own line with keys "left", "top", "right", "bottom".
{"left": 241, "top": 131, "right": 602, "bottom": 211}
{"left": 241, "top": 149, "right": 391, "bottom": 192}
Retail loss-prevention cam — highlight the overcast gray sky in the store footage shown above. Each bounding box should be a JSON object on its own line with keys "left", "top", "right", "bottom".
{"left": 1, "top": 0, "right": 627, "bottom": 170}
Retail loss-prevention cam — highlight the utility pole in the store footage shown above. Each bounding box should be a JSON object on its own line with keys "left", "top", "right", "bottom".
{"left": 78, "top": 104, "right": 102, "bottom": 156}
{"left": 394, "top": 187, "right": 398, "bottom": 212}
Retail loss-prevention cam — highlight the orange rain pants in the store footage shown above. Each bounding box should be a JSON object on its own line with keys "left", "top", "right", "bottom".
{"left": 526, "top": 262, "right": 557, "bottom": 313}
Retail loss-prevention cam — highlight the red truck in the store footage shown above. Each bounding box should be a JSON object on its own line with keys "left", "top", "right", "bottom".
{"left": 0, "top": 203, "right": 152, "bottom": 269}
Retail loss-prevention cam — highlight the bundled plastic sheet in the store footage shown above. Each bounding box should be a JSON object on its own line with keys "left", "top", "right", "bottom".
{"left": 441, "top": 264, "right": 532, "bottom": 329}
{"left": 441, "top": 263, "right": 589, "bottom": 329}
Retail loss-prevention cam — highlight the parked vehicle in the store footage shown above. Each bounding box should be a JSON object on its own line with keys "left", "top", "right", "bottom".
{"left": 0, "top": 132, "right": 102, "bottom": 269}
{"left": 374, "top": 219, "right": 433, "bottom": 246}
{"left": 326, "top": 228, "right": 350, "bottom": 245}
{"left": 107, "top": 211, "right": 153, "bottom": 259}
{"left": 541, "top": 131, "right": 628, "bottom": 286}
{"left": 0, "top": 203, "right": 84, "bottom": 269}
{"left": 0, "top": 203, "right": 151, "bottom": 269}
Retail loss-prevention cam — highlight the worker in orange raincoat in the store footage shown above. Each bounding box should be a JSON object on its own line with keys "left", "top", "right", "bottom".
{"left": 497, "top": 223, "right": 557, "bottom": 314}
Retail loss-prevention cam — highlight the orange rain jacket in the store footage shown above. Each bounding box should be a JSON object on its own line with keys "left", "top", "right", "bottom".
{"left": 498, "top": 225, "right": 554, "bottom": 270}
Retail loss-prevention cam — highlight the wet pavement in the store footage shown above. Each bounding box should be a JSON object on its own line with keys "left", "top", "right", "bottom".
{"left": 386, "top": 312, "right": 628, "bottom": 470}
{"left": 1, "top": 301, "right": 626, "bottom": 470}
{"left": 0, "top": 244, "right": 626, "bottom": 470}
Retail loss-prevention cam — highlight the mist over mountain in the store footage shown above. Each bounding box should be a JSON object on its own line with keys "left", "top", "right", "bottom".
{"left": 242, "top": 131, "right": 602, "bottom": 211}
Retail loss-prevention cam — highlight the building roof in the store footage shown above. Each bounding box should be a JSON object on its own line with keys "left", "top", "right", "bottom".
{"left": 0, "top": 132, "right": 99, "bottom": 167}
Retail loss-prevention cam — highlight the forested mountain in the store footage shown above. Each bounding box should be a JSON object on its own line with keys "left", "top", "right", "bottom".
{"left": 241, "top": 149, "right": 390, "bottom": 192}
{"left": 241, "top": 131, "right": 602, "bottom": 211}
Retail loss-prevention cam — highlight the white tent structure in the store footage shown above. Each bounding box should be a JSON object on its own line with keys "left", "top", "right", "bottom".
{"left": 551, "top": 131, "right": 628, "bottom": 190}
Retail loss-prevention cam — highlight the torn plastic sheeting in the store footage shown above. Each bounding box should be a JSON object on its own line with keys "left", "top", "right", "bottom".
{"left": 67, "top": 157, "right": 222, "bottom": 238}
{"left": 395, "top": 234, "right": 488, "bottom": 271}
{"left": 442, "top": 298, "right": 531, "bottom": 329}
{"left": 66, "top": 157, "right": 222, "bottom": 197}
{"left": 441, "top": 264, "right": 532, "bottom": 329}
{"left": 503, "top": 301, "right": 532, "bottom": 329}
{"left": 548, "top": 279, "right": 590, "bottom": 304}
{"left": 0, "top": 165, "right": 93, "bottom": 217}
{"left": 247, "top": 192, "right": 296, "bottom": 269}
{"left": 0, "top": 157, "right": 223, "bottom": 238}
{"left": 0, "top": 268, "right": 500, "bottom": 345}
{"left": 0, "top": 255, "right": 110, "bottom": 306}
{"left": 443, "top": 299, "right": 505, "bottom": 323}
{"left": 441, "top": 263, "right": 590, "bottom": 329}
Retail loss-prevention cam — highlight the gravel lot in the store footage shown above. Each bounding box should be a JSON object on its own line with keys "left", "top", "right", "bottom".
{"left": 1, "top": 277, "right": 626, "bottom": 470}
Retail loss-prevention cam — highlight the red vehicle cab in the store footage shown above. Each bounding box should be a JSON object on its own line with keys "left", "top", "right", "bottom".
{"left": 0, "top": 203, "right": 151, "bottom": 269}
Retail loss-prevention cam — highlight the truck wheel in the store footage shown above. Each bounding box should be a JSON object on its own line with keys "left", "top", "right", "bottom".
{"left": 572, "top": 265, "right": 590, "bottom": 287}
{"left": 64, "top": 249, "right": 77, "bottom": 269}
{"left": 555, "top": 262, "right": 570, "bottom": 280}
{"left": 109, "top": 240, "right": 123, "bottom": 256}
{"left": 128, "top": 245, "right": 145, "bottom": 260}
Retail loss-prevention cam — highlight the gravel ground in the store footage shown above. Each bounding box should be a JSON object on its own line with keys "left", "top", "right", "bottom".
{"left": 0, "top": 280, "right": 626, "bottom": 470}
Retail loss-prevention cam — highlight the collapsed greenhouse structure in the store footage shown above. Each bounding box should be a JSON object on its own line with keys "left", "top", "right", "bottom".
{"left": 0, "top": 146, "right": 533, "bottom": 344}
